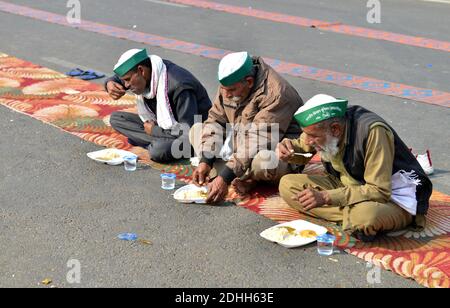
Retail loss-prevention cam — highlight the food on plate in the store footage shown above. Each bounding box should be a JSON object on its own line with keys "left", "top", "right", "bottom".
{"left": 173, "top": 185, "right": 211, "bottom": 204}
{"left": 264, "top": 226, "right": 296, "bottom": 242}
{"left": 281, "top": 226, "right": 297, "bottom": 233}
{"left": 96, "top": 150, "right": 121, "bottom": 161}
{"left": 178, "top": 190, "right": 208, "bottom": 200}
{"left": 299, "top": 230, "right": 318, "bottom": 238}
{"left": 264, "top": 226, "right": 319, "bottom": 242}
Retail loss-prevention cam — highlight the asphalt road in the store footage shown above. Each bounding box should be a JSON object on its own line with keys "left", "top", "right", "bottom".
{"left": 0, "top": 0, "right": 449, "bottom": 288}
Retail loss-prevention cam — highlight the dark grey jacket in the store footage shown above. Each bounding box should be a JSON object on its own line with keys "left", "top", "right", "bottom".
{"left": 105, "top": 60, "right": 211, "bottom": 139}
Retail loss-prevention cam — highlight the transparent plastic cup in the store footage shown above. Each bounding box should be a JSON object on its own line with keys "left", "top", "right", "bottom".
{"left": 123, "top": 155, "right": 138, "bottom": 171}
{"left": 161, "top": 173, "right": 176, "bottom": 190}
{"left": 316, "top": 234, "right": 336, "bottom": 256}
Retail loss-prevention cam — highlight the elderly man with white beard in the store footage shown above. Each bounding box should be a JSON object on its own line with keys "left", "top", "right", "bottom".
{"left": 277, "top": 94, "right": 432, "bottom": 242}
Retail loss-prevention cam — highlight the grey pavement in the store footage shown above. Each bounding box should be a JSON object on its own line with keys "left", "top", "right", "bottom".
{"left": 0, "top": 0, "right": 449, "bottom": 288}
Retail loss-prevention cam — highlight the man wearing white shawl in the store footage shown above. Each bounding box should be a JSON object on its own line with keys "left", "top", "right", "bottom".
{"left": 105, "top": 48, "right": 211, "bottom": 162}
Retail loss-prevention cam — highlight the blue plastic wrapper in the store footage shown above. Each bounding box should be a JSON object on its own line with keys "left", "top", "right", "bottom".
{"left": 118, "top": 233, "right": 138, "bottom": 241}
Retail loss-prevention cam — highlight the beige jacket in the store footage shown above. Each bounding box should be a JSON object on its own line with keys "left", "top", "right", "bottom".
{"left": 200, "top": 57, "right": 303, "bottom": 183}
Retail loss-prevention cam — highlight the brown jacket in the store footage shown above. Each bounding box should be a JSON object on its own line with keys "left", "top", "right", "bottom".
{"left": 200, "top": 57, "right": 303, "bottom": 184}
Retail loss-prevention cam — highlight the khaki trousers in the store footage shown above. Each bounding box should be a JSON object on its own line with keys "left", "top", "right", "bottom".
{"left": 279, "top": 174, "right": 413, "bottom": 236}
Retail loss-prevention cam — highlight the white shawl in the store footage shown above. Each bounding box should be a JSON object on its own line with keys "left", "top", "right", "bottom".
{"left": 136, "top": 55, "right": 178, "bottom": 130}
{"left": 391, "top": 170, "right": 421, "bottom": 216}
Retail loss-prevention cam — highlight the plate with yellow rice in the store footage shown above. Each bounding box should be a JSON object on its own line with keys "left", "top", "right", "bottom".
{"left": 260, "top": 219, "right": 328, "bottom": 248}
{"left": 87, "top": 148, "right": 136, "bottom": 165}
{"left": 174, "top": 184, "right": 209, "bottom": 204}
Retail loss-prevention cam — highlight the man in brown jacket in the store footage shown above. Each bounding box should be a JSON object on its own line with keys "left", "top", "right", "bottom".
{"left": 191, "top": 52, "right": 303, "bottom": 203}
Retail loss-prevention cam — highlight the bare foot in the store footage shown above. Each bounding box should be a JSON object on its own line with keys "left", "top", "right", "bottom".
{"left": 138, "top": 151, "right": 151, "bottom": 163}
{"left": 131, "top": 146, "right": 151, "bottom": 162}
{"left": 231, "top": 178, "right": 257, "bottom": 196}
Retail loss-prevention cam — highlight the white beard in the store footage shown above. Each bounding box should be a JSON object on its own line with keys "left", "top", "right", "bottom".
{"left": 229, "top": 96, "right": 243, "bottom": 103}
{"left": 318, "top": 136, "right": 340, "bottom": 162}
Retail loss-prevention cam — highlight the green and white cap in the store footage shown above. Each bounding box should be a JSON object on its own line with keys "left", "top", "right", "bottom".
{"left": 218, "top": 52, "right": 253, "bottom": 86}
{"left": 113, "top": 48, "right": 149, "bottom": 77}
{"left": 294, "top": 94, "right": 348, "bottom": 127}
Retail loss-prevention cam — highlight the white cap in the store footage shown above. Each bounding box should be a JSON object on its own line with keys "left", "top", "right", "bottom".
{"left": 218, "top": 51, "right": 253, "bottom": 86}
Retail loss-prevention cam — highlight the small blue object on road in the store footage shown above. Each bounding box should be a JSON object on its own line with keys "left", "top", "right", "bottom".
{"left": 118, "top": 233, "right": 138, "bottom": 241}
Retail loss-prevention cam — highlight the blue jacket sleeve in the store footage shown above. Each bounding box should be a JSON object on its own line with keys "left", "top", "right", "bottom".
{"left": 151, "top": 90, "right": 199, "bottom": 139}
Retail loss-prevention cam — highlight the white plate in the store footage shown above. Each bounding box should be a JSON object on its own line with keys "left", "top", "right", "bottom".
{"left": 174, "top": 184, "right": 208, "bottom": 204}
{"left": 87, "top": 148, "right": 137, "bottom": 166}
{"left": 260, "top": 219, "right": 328, "bottom": 248}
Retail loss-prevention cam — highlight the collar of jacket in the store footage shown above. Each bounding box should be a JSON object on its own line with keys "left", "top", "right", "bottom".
{"left": 251, "top": 57, "right": 269, "bottom": 96}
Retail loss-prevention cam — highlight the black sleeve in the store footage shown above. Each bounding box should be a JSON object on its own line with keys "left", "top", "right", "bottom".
{"left": 173, "top": 89, "right": 199, "bottom": 127}
{"left": 150, "top": 90, "right": 199, "bottom": 139}
{"left": 104, "top": 75, "right": 125, "bottom": 91}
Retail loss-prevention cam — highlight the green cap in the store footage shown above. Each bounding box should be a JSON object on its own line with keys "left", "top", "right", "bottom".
{"left": 218, "top": 52, "right": 253, "bottom": 86}
{"left": 113, "top": 49, "right": 149, "bottom": 77}
{"left": 294, "top": 94, "right": 348, "bottom": 127}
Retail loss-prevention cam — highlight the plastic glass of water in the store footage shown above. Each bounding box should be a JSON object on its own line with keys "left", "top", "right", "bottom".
{"left": 316, "top": 234, "right": 336, "bottom": 256}
{"left": 161, "top": 173, "right": 176, "bottom": 190}
{"left": 123, "top": 155, "right": 138, "bottom": 171}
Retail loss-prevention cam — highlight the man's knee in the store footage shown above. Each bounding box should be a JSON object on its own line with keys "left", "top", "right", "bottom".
{"left": 252, "top": 150, "right": 278, "bottom": 169}
{"left": 148, "top": 141, "right": 174, "bottom": 163}
{"left": 279, "top": 175, "right": 294, "bottom": 200}
{"left": 350, "top": 205, "right": 381, "bottom": 230}
{"left": 279, "top": 174, "right": 310, "bottom": 191}
{"left": 279, "top": 174, "right": 308, "bottom": 209}
{"left": 109, "top": 112, "right": 126, "bottom": 130}
{"left": 251, "top": 150, "right": 288, "bottom": 181}
{"left": 347, "top": 202, "right": 412, "bottom": 234}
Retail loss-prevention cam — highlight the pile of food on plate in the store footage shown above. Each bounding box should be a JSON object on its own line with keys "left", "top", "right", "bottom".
{"left": 173, "top": 184, "right": 209, "bottom": 204}
{"left": 264, "top": 226, "right": 318, "bottom": 242}
{"left": 179, "top": 190, "right": 208, "bottom": 200}
{"left": 96, "top": 150, "right": 121, "bottom": 161}
{"left": 299, "top": 229, "right": 318, "bottom": 238}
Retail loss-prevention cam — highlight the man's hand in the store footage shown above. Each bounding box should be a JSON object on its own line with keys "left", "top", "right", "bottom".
{"left": 144, "top": 121, "right": 157, "bottom": 135}
{"left": 276, "top": 139, "right": 295, "bottom": 162}
{"left": 106, "top": 81, "right": 126, "bottom": 100}
{"left": 292, "top": 188, "right": 331, "bottom": 211}
{"left": 206, "top": 176, "right": 229, "bottom": 204}
{"left": 192, "top": 162, "right": 212, "bottom": 186}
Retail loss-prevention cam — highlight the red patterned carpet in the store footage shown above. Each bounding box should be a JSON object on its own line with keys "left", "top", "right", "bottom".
{"left": 1, "top": 52, "right": 448, "bottom": 288}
